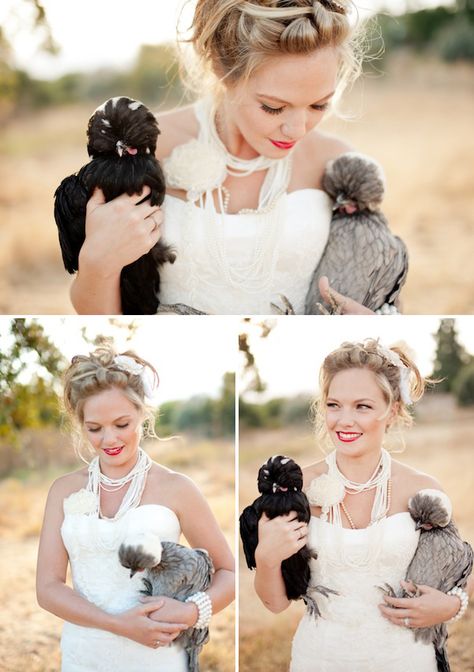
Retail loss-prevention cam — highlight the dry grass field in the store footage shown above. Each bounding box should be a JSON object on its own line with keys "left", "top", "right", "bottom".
{"left": 0, "top": 433, "right": 235, "bottom": 672}
{"left": 0, "top": 56, "right": 473, "bottom": 314}
{"left": 239, "top": 395, "right": 474, "bottom": 672}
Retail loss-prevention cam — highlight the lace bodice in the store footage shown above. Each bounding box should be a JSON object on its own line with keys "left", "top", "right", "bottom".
{"left": 290, "top": 513, "right": 437, "bottom": 672}
{"left": 160, "top": 189, "right": 331, "bottom": 314}
{"left": 60, "top": 503, "right": 187, "bottom": 672}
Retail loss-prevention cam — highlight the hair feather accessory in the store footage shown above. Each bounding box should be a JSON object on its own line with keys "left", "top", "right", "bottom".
{"left": 113, "top": 355, "right": 158, "bottom": 400}
{"left": 377, "top": 346, "right": 412, "bottom": 405}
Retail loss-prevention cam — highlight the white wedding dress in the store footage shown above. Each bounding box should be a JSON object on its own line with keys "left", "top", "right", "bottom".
{"left": 60, "top": 503, "right": 188, "bottom": 672}
{"left": 159, "top": 99, "right": 332, "bottom": 315}
{"left": 290, "top": 513, "right": 438, "bottom": 672}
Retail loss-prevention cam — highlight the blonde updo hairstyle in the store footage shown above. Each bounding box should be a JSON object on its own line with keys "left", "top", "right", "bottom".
{"left": 185, "top": 0, "right": 363, "bottom": 105}
{"left": 63, "top": 345, "right": 159, "bottom": 461}
{"left": 312, "top": 339, "right": 428, "bottom": 453}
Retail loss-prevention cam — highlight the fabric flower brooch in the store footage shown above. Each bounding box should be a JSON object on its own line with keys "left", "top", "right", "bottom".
{"left": 63, "top": 489, "right": 97, "bottom": 516}
{"left": 305, "top": 474, "right": 345, "bottom": 522}
{"left": 163, "top": 139, "right": 227, "bottom": 202}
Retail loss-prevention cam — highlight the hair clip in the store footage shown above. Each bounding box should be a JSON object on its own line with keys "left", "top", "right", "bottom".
{"left": 319, "top": 0, "right": 346, "bottom": 14}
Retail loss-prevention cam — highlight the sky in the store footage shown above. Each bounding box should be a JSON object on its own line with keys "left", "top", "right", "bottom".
{"left": 0, "top": 0, "right": 456, "bottom": 79}
{"left": 240, "top": 316, "right": 474, "bottom": 401}
{"left": 0, "top": 316, "right": 238, "bottom": 404}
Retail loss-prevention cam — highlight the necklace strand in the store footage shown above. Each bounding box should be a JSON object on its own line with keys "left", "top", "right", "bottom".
{"left": 87, "top": 447, "right": 152, "bottom": 521}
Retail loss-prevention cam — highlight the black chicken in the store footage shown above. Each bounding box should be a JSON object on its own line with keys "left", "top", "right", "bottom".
{"left": 54, "top": 96, "right": 175, "bottom": 314}
{"left": 240, "top": 455, "right": 336, "bottom": 616}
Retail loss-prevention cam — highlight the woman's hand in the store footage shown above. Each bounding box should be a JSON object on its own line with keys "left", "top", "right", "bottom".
{"left": 141, "top": 595, "right": 199, "bottom": 629}
{"left": 379, "top": 581, "right": 461, "bottom": 629}
{"left": 319, "top": 276, "right": 374, "bottom": 315}
{"left": 80, "top": 187, "right": 163, "bottom": 277}
{"left": 113, "top": 600, "right": 188, "bottom": 648}
{"left": 255, "top": 512, "right": 308, "bottom": 569}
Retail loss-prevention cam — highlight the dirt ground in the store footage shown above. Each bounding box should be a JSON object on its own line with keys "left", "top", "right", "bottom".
{"left": 0, "top": 435, "right": 235, "bottom": 672}
{"left": 0, "top": 56, "right": 473, "bottom": 314}
{"left": 239, "top": 397, "right": 474, "bottom": 672}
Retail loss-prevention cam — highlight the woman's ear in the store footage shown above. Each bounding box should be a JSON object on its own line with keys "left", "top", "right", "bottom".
{"left": 386, "top": 401, "right": 399, "bottom": 429}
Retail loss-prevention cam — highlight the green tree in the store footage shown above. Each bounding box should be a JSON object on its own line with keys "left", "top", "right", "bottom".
{"left": 453, "top": 362, "right": 474, "bottom": 406}
{"left": 0, "top": 318, "right": 66, "bottom": 441}
{"left": 431, "top": 319, "right": 472, "bottom": 393}
{"left": 214, "top": 372, "right": 235, "bottom": 436}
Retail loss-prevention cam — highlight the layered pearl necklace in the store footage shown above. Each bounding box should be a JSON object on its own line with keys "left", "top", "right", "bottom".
{"left": 326, "top": 449, "right": 392, "bottom": 529}
{"left": 87, "top": 447, "right": 152, "bottom": 521}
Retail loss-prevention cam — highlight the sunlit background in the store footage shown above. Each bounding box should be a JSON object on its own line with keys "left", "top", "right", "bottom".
{"left": 240, "top": 315, "right": 474, "bottom": 400}
{"left": 0, "top": 0, "right": 457, "bottom": 79}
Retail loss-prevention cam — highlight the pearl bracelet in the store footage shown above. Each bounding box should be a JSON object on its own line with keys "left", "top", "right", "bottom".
{"left": 375, "top": 303, "right": 399, "bottom": 315}
{"left": 185, "top": 591, "right": 213, "bottom": 629}
{"left": 446, "top": 587, "right": 469, "bottom": 623}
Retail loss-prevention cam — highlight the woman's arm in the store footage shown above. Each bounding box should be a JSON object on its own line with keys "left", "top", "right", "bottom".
{"left": 147, "top": 474, "right": 235, "bottom": 626}
{"left": 37, "top": 477, "right": 186, "bottom": 647}
{"left": 70, "top": 188, "right": 162, "bottom": 315}
{"left": 254, "top": 513, "right": 308, "bottom": 614}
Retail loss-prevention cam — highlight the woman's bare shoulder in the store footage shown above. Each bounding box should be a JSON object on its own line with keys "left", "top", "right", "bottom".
{"left": 392, "top": 459, "right": 444, "bottom": 499}
{"left": 302, "top": 458, "right": 328, "bottom": 489}
{"left": 296, "top": 130, "right": 354, "bottom": 188}
{"left": 155, "top": 104, "right": 199, "bottom": 160}
{"left": 48, "top": 468, "right": 89, "bottom": 500}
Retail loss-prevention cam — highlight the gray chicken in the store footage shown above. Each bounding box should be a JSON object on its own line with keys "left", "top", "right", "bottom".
{"left": 305, "top": 152, "right": 408, "bottom": 314}
{"left": 119, "top": 531, "right": 214, "bottom": 672}
{"left": 382, "top": 489, "right": 473, "bottom": 672}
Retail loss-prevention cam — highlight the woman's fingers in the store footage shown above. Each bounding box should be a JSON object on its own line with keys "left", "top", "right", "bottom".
{"left": 318, "top": 276, "right": 373, "bottom": 315}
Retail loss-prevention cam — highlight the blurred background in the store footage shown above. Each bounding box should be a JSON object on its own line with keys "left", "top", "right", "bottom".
{"left": 0, "top": 0, "right": 473, "bottom": 313}
{"left": 239, "top": 315, "right": 474, "bottom": 671}
{"left": 0, "top": 316, "right": 235, "bottom": 672}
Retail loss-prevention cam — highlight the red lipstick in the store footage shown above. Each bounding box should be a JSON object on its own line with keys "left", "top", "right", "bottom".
{"left": 270, "top": 139, "right": 296, "bottom": 150}
{"left": 336, "top": 432, "right": 362, "bottom": 443}
{"left": 103, "top": 446, "right": 124, "bottom": 456}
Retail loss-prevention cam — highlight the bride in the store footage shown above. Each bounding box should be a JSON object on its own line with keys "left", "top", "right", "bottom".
{"left": 70, "top": 0, "right": 380, "bottom": 315}
{"left": 36, "top": 345, "right": 234, "bottom": 671}
{"left": 253, "top": 339, "right": 473, "bottom": 671}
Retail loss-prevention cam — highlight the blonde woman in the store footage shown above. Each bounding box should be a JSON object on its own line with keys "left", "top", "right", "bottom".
{"left": 254, "top": 339, "right": 473, "bottom": 671}
{"left": 71, "top": 0, "right": 379, "bottom": 315}
{"left": 36, "top": 346, "right": 234, "bottom": 671}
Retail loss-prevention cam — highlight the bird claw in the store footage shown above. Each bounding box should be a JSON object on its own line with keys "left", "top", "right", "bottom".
{"left": 302, "top": 594, "right": 322, "bottom": 619}
{"left": 402, "top": 580, "right": 420, "bottom": 598}
{"left": 317, "top": 287, "right": 344, "bottom": 316}
{"left": 157, "top": 303, "right": 207, "bottom": 315}
{"left": 271, "top": 294, "right": 296, "bottom": 315}
{"left": 376, "top": 582, "right": 397, "bottom": 597}
{"left": 311, "top": 584, "right": 339, "bottom": 598}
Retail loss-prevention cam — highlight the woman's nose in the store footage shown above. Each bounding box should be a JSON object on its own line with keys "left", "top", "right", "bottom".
{"left": 338, "top": 411, "right": 355, "bottom": 428}
{"left": 281, "top": 110, "right": 307, "bottom": 140}
{"left": 102, "top": 427, "right": 118, "bottom": 445}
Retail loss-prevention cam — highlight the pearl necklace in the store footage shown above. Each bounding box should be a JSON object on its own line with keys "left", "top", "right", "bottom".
{"left": 340, "top": 479, "right": 392, "bottom": 530}
{"left": 87, "top": 447, "right": 152, "bottom": 521}
{"left": 326, "top": 449, "right": 392, "bottom": 528}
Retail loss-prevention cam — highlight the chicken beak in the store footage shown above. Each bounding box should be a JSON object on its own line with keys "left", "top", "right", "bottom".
{"left": 129, "top": 569, "right": 137, "bottom": 578}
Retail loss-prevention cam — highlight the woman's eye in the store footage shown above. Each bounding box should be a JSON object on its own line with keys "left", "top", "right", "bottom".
{"left": 116, "top": 423, "right": 129, "bottom": 429}
{"left": 87, "top": 427, "right": 100, "bottom": 433}
{"left": 326, "top": 403, "right": 338, "bottom": 408}
{"left": 357, "top": 404, "right": 371, "bottom": 410}
{"left": 260, "top": 103, "right": 285, "bottom": 115}
{"left": 311, "top": 103, "right": 329, "bottom": 112}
